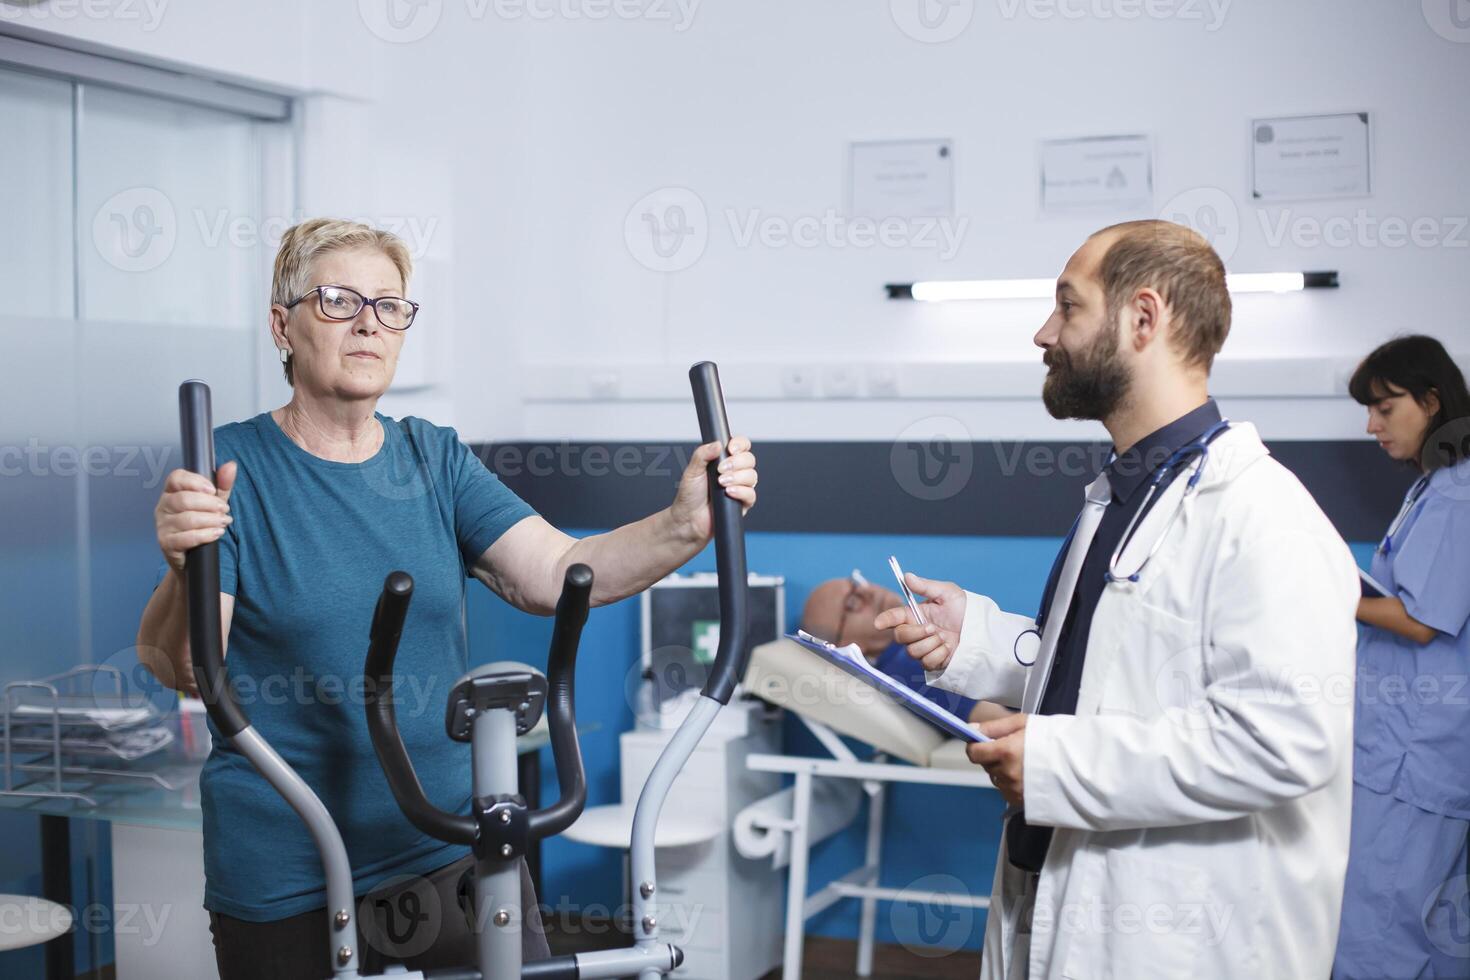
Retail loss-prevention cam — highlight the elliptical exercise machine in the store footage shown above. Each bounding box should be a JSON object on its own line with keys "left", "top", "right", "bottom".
{"left": 179, "top": 361, "right": 751, "bottom": 979}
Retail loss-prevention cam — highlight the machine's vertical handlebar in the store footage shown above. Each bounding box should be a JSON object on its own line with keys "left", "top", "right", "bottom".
{"left": 688, "top": 361, "right": 750, "bottom": 705}
{"left": 369, "top": 569, "right": 414, "bottom": 645}
{"left": 364, "top": 571, "right": 478, "bottom": 845}
{"left": 526, "top": 563, "right": 593, "bottom": 840}
{"left": 178, "top": 381, "right": 249, "bottom": 738}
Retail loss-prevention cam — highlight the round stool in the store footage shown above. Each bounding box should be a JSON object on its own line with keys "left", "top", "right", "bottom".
{"left": 0, "top": 894, "right": 73, "bottom": 952}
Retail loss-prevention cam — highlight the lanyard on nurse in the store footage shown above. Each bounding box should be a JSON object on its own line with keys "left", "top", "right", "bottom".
{"left": 1380, "top": 474, "right": 1431, "bottom": 556}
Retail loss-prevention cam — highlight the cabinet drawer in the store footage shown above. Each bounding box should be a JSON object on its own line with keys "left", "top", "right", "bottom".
{"left": 653, "top": 896, "right": 724, "bottom": 951}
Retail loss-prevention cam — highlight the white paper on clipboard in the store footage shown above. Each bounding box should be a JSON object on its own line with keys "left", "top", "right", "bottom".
{"left": 789, "top": 631, "right": 989, "bottom": 743}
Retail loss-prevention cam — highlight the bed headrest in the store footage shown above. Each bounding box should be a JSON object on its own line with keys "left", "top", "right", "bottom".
{"left": 743, "top": 637, "right": 946, "bottom": 767}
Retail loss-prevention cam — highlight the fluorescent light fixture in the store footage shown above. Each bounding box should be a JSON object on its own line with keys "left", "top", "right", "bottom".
{"left": 887, "top": 271, "right": 1338, "bottom": 302}
{"left": 909, "top": 278, "right": 1055, "bottom": 302}
{"left": 1224, "top": 273, "right": 1308, "bottom": 293}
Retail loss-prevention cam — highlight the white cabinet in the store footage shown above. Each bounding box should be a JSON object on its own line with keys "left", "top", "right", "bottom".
{"left": 111, "top": 824, "right": 217, "bottom": 980}
{"left": 617, "top": 707, "right": 785, "bottom": 980}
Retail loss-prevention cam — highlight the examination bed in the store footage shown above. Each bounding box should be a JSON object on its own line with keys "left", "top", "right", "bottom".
{"left": 739, "top": 637, "right": 996, "bottom": 979}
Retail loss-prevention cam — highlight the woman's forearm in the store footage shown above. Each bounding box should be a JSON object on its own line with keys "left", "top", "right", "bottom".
{"left": 560, "top": 507, "right": 704, "bottom": 608}
{"left": 485, "top": 439, "right": 754, "bottom": 614}
{"left": 136, "top": 571, "right": 197, "bottom": 693}
{"left": 1357, "top": 596, "right": 1438, "bottom": 645}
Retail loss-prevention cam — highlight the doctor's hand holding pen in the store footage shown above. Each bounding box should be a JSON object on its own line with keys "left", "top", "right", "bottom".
{"left": 873, "top": 574, "right": 1030, "bottom": 805}
{"left": 872, "top": 571, "right": 965, "bottom": 671}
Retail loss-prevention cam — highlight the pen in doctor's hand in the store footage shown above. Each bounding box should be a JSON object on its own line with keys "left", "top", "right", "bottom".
{"left": 873, "top": 572, "right": 967, "bottom": 672}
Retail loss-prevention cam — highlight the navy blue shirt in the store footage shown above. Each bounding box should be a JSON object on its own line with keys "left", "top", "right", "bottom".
{"left": 872, "top": 642, "right": 977, "bottom": 723}
{"left": 159, "top": 412, "right": 537, "bottom": 920}
{"left": 1007, "top": 399, "right": 1223, "bottom": 872}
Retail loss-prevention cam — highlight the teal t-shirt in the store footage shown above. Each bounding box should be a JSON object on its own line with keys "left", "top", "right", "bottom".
{"left": 186, "top": 411, "right": 536, "bottom": 921}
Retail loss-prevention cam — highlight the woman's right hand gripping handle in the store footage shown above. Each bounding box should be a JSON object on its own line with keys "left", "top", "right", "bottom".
{"left": 136, "top": 461, "right": 238, "bottom": 694}
{"left": 156, "top": 461, "right": 237, "bottom": 572}
{"left": 872, "top": 572, "right": 968, "bottom": 673}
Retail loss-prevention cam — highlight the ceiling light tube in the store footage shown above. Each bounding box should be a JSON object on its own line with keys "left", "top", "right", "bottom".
{"left": 887, "top": 271, "right": 1339, "bottom": 302}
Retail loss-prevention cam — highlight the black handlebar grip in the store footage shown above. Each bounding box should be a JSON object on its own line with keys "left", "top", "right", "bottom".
{"left": 363, "top": 571, "right": 477, "bottom": 845}
{"left": 369, "top": 570, "right": 414, "bottom": 647}
{"left": 178, "top": 381, "right": 249, "bottom": 739}
{"left": 527, "top": 563, "right": 593, "bottom": 841}
{"left": 688, "top": 362, "right": 750, "bottom": 705}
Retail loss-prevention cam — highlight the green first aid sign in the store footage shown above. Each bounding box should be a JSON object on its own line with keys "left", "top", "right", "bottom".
{"left": 691, "top": 620, "right": 721, "bottom": 665}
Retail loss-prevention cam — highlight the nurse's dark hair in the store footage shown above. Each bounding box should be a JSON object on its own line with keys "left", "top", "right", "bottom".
{"left": 1348, "top": 334, "right": 1470, "bottom": 471}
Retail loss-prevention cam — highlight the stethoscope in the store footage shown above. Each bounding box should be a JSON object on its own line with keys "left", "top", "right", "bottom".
{"left": 1105, "top": 418, "right": 1232, "bottom": 584}
{"left": 1379, "top": 474, "right": 1431, "bottom": 556}
{"left": 1013, "top": 417, "right": 1233, "bottom": 667}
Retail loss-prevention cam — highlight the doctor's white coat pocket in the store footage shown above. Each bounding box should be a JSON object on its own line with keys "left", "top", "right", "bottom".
{"left": 1061, "top": 849, "right": 1216, "bottom": 979}
{"left": 1092, "top": 600, "right": 1220, "bottom": 726}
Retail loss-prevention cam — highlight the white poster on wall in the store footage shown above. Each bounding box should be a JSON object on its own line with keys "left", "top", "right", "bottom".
{"left": 1040, "top": 134, "right": 1153, "bottom": 215}
{"left": 849, "top": 138, "right": 955, "bottom": 217}
{"left": 1251, "top": 112, "right": 1371, "bottom": 201}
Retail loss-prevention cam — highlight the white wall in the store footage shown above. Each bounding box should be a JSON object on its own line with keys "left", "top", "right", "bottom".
{"left": 16, "top": 0, "right": 1470, "bottom": 444}
{"left": 375, "top": 0, "right": 1468, "bottom": 443}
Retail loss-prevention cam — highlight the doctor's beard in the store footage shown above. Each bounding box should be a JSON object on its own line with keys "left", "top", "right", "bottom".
{"left": 1041, "top": 320, "right": 1132, "bottom": 421}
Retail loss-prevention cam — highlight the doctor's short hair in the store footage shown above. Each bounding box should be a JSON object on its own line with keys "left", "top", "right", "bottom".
{"left": 1091, "top": 220, "right": 1232, "bottom": 372}
{"left": 270, "top": 218, "right": 414, "bottom": 386}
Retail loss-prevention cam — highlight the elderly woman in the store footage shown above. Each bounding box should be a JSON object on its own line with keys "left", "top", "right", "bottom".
{"left": 135, "top": 218, "right": 758, "bottom": 980}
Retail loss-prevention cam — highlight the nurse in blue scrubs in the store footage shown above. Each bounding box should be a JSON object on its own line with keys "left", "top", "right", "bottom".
{"left": 1334, "top": 334, "right": 1470, "bottom": 980}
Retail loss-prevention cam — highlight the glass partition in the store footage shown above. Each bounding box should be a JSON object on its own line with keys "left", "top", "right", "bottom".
{"left": 0, "top": 53, "right": 292, "bottom": 980}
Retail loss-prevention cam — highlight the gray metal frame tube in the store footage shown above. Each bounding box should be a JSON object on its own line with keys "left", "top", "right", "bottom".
{"left": 233, "top": 726, "right": 359, "bottom": 977}
{"left": 630, "top": 695, "right": 720, "bottom": 978}
{"left": 575, "top": 945, "right": 682, "bottom": 978}
{"left": 473, "top": 709, "right": 522, "bottom": 980}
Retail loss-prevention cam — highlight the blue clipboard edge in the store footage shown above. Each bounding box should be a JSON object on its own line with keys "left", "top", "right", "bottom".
{"left": 784, "top": 632, "right": 989, "bottom": 743}
{"left": 1359, "top": 568, "right": 1390, "bottom": 599}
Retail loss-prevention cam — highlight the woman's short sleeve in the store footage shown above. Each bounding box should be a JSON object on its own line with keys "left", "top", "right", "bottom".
{"left": 1394, "top": 492, "right": 1470, "bottom": 638}
{"left": 451, "top": 436, "right": 538, "bottom": 567}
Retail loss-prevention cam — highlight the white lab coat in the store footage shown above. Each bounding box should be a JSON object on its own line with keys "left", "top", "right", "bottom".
{"left": 931, "top": 422, "right": 1359, "bottom": 980}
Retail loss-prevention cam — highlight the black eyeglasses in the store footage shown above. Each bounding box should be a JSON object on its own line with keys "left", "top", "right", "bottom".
{"left": 286, "top": 285, "right": 419, "bottom": 331}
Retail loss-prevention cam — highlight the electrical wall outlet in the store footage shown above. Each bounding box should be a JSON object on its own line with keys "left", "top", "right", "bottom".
{"left": 821, "top": 365, "right": 861, "bottom": 399}
{"left": 781, "top": 366, "right": 817, "bottom": 398}
{"left": 589, "top": 371, "right": 621, "bottom": 399}
{"left": 866, "top": 365, "right": 900, "bottom": 398}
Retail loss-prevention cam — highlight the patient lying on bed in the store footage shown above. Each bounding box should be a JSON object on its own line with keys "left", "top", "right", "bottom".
{"left": 801, "top": 573, "right": 1009, "bottom": 725}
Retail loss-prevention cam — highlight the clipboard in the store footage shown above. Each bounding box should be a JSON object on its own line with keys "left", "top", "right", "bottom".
{"left": 1360, "top": 568, "right": 1391, "bottom": 599}
{"left": 787, "top": 631, "right": 989, "bottom": 743}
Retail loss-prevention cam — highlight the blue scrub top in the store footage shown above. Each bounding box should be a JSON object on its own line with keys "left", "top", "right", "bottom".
{"left": 1353, "top": 457, "right": 1470, "bottom": 819}
{"left": 158, "top": 412, "right": 537, "bottom": 921}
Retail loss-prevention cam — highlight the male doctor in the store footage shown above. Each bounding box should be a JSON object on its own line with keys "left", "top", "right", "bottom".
{"left": 876, "top": 220, "right": 1360, "bottom": 979}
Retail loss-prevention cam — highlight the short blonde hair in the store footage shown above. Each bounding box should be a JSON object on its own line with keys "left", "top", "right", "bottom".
{"left": 271, "top": 218, "right": 413, "bottom": 385}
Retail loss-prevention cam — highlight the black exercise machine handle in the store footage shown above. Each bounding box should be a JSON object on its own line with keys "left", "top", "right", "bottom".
{"left": 364, "top": 571, "right": 477, "bottom": 845}
{"left": 527, "top": 563, "right": 593, "bottom": 840}
{"left": 688, "top": 361, "right": 750, "bottom": 705}
{"left": 364, "top": 565, "right": 595, "bottom": 847}
{"left": 178, "top": 381, "right": 250, "bottom": 739}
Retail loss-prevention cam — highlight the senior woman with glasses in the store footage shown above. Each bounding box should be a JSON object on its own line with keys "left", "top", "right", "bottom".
{"left": 134, "top": 218, "right": 759, "bottom": 980}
